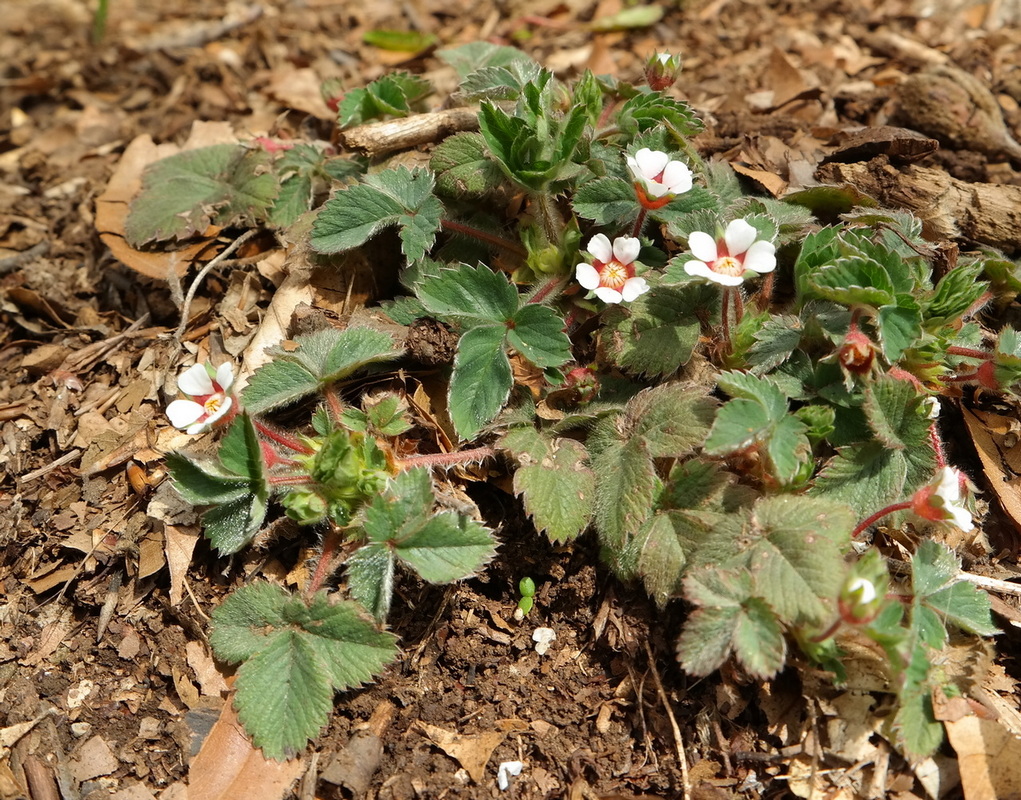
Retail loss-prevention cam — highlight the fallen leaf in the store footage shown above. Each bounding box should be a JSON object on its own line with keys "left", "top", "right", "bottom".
{"left": 946, "top": 714, "right": 1021, "bottom": 799}
{"left": 414, "top": 722, "right": 505, "bottom": 783}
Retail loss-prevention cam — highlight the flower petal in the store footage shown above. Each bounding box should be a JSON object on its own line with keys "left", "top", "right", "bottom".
{"left": 595, "top": 286, "right": 624, "bottom": 304}
{"left": 166, "top": 399, "right": 206, "bottom": 429}
{"left": 177, "top": 364, "right": 214, "bottom": 396}
{"left": 661, "top": 161, "right": 692, "bottom": 194}
{"left": 586, "top": 233, "right": 612, "bottom": 263}
{"left": 621, "top": 277, "right": 649, "bottom": 302}
{"left": 576, "top": 263, "right": 601, "bottom": 291}
{"left": 215, "top": 362, "right": 235, "bottom": 392}
{"left": 612, "top": 235, "right": 641, "bottom": 265}
{"left": 687, "top": 232, "right": 718, "bottom": 263}
{"left": 186, "top": 420, "right": 213, "bottom": 435}
{"left": 935, "top": 467, "right": 961, "bottom": 503}
{"left": 743, "top": 240, "right": 777, "bottom": 274}
{"left": 685, "top": 260, "right": 743, "bottom": 286}
{"left": 947, "top": 503, "right": 974, "bottom": 532}
{"left": 640, "top": 180, "right": 673, "bottom": 199}
{"left": 723, "top": 218, "right": 758, "bottom": 256}
{"left": 635, "top": 148, "right": 668, "bottom": 179}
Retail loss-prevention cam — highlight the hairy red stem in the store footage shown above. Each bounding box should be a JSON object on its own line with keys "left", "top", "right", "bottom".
{"left": 441, "top": 218, "right": 527, "bottom": 258}
{"left": 396, "top": 447, "right": 496, "bottom": 471}
{"left": 851, "top": 500, "right": 912, "bottom": 538}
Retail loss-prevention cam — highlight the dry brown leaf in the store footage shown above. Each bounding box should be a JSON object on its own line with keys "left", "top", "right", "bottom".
{"left": 185, "top": 642, "right": 229, "bottom": 697}
{"left": 184, "top": 698, "right": 303, "bottom": 800}
{"left": 414, "top": 721, "right": 505, "bottom": 783}
{"left": 946, "top": 715, "right": 1021, "bottom": 800}
{"left": 163, "top": 525, "right": 200, "bottom": 607}
{"left": 962, "top": 406, "right": 1021, "bottom": 534}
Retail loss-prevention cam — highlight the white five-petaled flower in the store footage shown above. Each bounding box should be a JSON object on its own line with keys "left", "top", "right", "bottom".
{"left": 684, "top": 218, "right": 777, "bottom": 287}
{"left": 577, "top": 234, "right": 649, "bottom": 304}
{"left": 625, "top": 148, "right": 693, "bottom": 208}
{"left": 166, "top": 362, "right": 236, "bottom": 434}
{"left": 911, "top": 466, "right": 974, "bottom": 532}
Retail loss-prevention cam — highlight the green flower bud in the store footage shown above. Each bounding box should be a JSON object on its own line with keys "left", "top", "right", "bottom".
{"left": 282, "top": 490, "right": 328, "bottom": 525}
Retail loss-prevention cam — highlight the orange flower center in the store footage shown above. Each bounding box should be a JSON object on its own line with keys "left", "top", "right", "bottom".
{"left": 203, "top": 394, "right": 224, "bottom": 415}
{"left": 713, "top": 256, "right": 744, "bottom": 277}
{"left": 600, "top": 261, "right": 629, "bottom": 290}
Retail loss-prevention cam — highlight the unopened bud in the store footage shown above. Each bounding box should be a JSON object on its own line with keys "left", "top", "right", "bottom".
{"left": 645, "top": 52, "right": 682, "bottom": 91}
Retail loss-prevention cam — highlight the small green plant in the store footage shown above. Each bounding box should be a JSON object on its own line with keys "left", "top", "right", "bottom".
{"left": 134, "top": 44, "right": 1017, "bottom": 761}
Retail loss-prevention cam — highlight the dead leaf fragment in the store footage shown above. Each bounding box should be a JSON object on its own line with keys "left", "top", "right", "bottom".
{"left": 414, "top": 722, "right": 505, "bottom": 783}
{"left": 946, "top": 714, "right": 1021, "bottom": 800}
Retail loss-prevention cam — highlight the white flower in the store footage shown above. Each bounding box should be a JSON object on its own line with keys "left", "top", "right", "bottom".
{"left": 911, "top": 466, "right": 974, "bottom": 532}
{"left": 166, "top": 362, "right": 236, "bottom": 434}
{"left": 577, "top": 233, "right": 649, "bottom": 304}
{"left": 625, "top": 148, "right": 693, "bottom": 206}
{"left": 923, "top": 397, "right": 941, "bottom": 420}
{"left": 684, "top": 219, "right": 777, "bottom": 287}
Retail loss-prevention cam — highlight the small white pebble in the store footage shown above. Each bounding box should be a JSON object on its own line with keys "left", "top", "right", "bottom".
{"left": 532, "top": 627, "right": 556, "bottom": 655}
{"left": 498, "top": 760, "right": 524, "bottom": 790}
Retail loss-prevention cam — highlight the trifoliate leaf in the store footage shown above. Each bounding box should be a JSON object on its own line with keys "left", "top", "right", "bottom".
{"left": 360, "top": 468, "right": 497, "bottom": 582}
{"left": 311, "top": 166, "right": 442, "bottom": 262}
{"left": 242, "top": 328, "right": 402, "bottom": 414}
{"left": 416, "top": 263, "right": 518, "bottom": 323}
{"left": 508, "top": 304, "right": 572, "bottom": 368}
{"left": 209, "top": 581, "right": 289, "bottom": 663}
{"left": 615, "top": 92, "right": 704, "bottom": 137}
{"left": 513, "top": 437, "right": 595, "bottom": 542}
{"left": 449, "top": 324, "right": 512, "bottom": 440}
{"left": 430, "top": 133, "right": 507, "bottom": 197}
{"left": 126, "top": 144, "right": 277, "bottom": 245}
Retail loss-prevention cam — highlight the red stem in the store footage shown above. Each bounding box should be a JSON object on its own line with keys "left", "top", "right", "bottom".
{"left": 929, "top": 423, "right": 947, "bottom": 469}
{"left": 756, "top": 271, "right": 775, "bottom": 312}
{"left": 324, "top": 385, "right": 345, "bottom": 423}
{"left": 268, "top": 474, "right": 314, "bottom": 486}
{"left": 946, "top": 345, "right": 992, "bottom": 360}
{"left": 441, "top": 218, "right": 527, "bottom": 258}
{"left": 306, "top": 524, "right": 344, "bottom": 596}
{"left": 851, "top": 500, "right": 912, "bottom": 538}
{"left": 396, "top": 447, "right": 496, "bottom": 471}
{"left": 809, "top": 618, "right": 843, "bottom": 644}
{"left": 527, "top": 275, "right": 568, "bottom": 306}
{"left": 631, "top": 208, "right": 648, "bottom": 238}
{"left": 721, "top": 289, "right": 731, "bottom": 348}
{"left": 254, "top": 419, "right": 315, "bottom": 455}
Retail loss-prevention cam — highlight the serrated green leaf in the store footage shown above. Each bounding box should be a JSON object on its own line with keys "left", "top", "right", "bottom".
{"left": 345, "top": 544, "right": 396, "bottom": 622}
{"left": 704, "top": 398, "right": 772, "bottom": 454}
{"left": 201, "top": 490, "right": 268, "bottom": 555}
{"left": 459, "top": 61, "right": 545, "bottom": 101}
{"left": 810, "top": 257, "right": 895, "bottom": 307}
{"left": 878, "top": 303, "right": 922, "bottom": 361}
{"left": 449, "top": 324, "right": 512, "bottom": 439}
{"left": 716, "top": 371, "right": 787, "bottom": 419}
{"left": 615, "top": 92, "right": 703, "bottom": 137}
{"left": 911, "top": 539, "right": 960, "bottom": 597}
{"left": 863, "top": 375, "right": 929, "bottom": 451}
{"left": 297, "top": 593, "right": 399, "bottom": 691}
{"left": 360, "top": 468, "right": 497, "bottom": 582}
{"left": 338, "top": 72, "right": 431, "bottom": 127}
{"left": 741, "top": 495, "right": 852, "bottom": 625}
{"left": 572, "top": 176, "right": 640, "bottom": 227}
{"left": 732, "top": 597, "right": 787, "bottom": 679}
{"left": 746, "top": 315, "right": 803, "bottom": 373}
{"left": 813, "top": 441, "right": 909, "bottom": 519}
{"left": 499, "top": 426, "right": 551, "bottom": 462}
{"left": 895, "top": 649, "right": 944, "bottom": 759}
{"left": 430, "top": 132, "right": 506, "bottom": 197}
{"left": 599, "top": 285, "right": 702, "bottom": 377}
{"left": 661, "top": 460, "right": 732, "bottom": 511}
{"left": 218, "top": 413, "right": 266, "bottom": 482}
{"left": 508, "top": 304, "right": 572, "bottom": 368}
{"left": 628, "top": 513, "right": 686, "bottom": 607}
{"left": 235, "top": 632, "right": 334, "bottom": 760}
{"left": 924, "top": 581, "right": 997, "bottom": 636}
{"left": 311, "top": 166, "right": 442, "bottom": 261}
{"left": 592, "top": 435, "right": 657, "bottom": 550}
{"left": 926, "top": 263, "right": 988, "bottom": 323}
{"left": 210, "top": 582, "right": 290, "bottom": 664}
{"left": 514, "top": 438, "right": 595, "bottom": 542}
{"left": 765, "top": 413, "right": 811, "bottom": 484}
{"left": 625, "top": 383, "right": 715, "bottom": 458}
{"left": 126, "top": 145, "right": 277, "bottom": 245}
{"left": 240, "top": 359, "right": 319, "bottom": 414}
{"left": 438, "top": 42, "right": 541, "bottom": 80}
{"left": 165, "top": 452, "right": 254, "bottom": 505}
{"left": 416, "top": 264, "right": 518, "bottom": 323}
{"left": 678, "top": 569, "right": 785, "bottom": 679}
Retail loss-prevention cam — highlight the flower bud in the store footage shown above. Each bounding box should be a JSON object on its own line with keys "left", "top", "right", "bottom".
{"left": 645, "top": 52, "right": 682, "bottom": 91}
{"left": 838, "top": 327, "right": 876, "bottom": 375}
{"left": 839, "top": 576, "right": 882, "bottom": 623}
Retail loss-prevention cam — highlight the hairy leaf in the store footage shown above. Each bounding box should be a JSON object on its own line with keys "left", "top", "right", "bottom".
{"left": 599, "top": 285, "right": 702, "bottom": 377}
{"left": 508, "top": 304, "right": 572, "bottom": 368}
{"left": 431, "top": 133, "right": 506, "bottom": 197}
{"left": 449, "top": 324, "right": 512, "bottom": 439}
{"left": 514, "top": 437, "right": 595, "bottom": 542}
{"left": 416, "top": 263, "right": 518, "bottom": 323}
